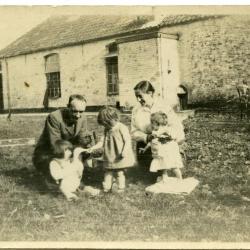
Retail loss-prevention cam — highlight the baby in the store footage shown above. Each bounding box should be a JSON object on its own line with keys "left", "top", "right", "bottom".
{"left": 49, "top": 140, "right": 85, "bottom": 201}
{"left": 141, "top": 111, "right": 184, "bottom": 183}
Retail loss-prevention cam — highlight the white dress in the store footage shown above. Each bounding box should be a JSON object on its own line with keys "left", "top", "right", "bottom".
{"left": 49, "top": 148, "right": 84, "bottom": 197}
{"left": 149, "top": 126, "right": 183, "bottom": 172}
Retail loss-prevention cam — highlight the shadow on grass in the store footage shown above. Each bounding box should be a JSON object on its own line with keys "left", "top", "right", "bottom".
{"left": 83, "top": 163, "right": 159, "bottom": 188}
{"left": 1, "top": 167, "right": 57, "bottom": 195}
{"left": 82, "top": 167, "right": 104, "bottom": 188}
{"left": 215, "top": 193, "right": 247, "bottom": 206}
{"left": 126, "top": 167, "right": 158, "bottom": 185}
{"left": 1, "top": 162, "right": 160, "bottom": 195}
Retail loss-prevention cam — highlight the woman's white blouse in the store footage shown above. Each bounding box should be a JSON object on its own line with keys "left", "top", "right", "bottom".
{"left": 131, "top": 99, "right": 185, "bottom": 143}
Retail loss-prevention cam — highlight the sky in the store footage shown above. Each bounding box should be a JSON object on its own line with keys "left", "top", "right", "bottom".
{"left": 0, "top": 4, "right": 249, "bottom": 50}
{"left": 0, "top": 6, "right": 152, "bottom": 50}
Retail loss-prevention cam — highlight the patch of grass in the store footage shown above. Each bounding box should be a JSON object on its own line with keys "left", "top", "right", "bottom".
{"left": 0, "top": 112, "right": 249, "bottom": 241}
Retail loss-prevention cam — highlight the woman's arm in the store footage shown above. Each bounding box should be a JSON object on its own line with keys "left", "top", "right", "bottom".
{"left": 131, "top": 108, "right": 148, "bottom": 143}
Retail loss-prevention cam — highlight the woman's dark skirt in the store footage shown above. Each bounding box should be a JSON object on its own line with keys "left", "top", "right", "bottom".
{"left": 136, "top": 141, "right": 158, "bottom": 184}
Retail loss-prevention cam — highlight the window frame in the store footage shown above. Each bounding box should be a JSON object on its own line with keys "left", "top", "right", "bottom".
{"left": 44, "top": 53, "right": 61, "bottom": 99}
{"left": 106, "top": 56, "right": 119, "bottom": 96}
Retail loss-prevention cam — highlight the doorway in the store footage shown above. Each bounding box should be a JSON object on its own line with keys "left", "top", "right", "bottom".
{"left": 160, "top": 37, "right": 180, "bottom": 108}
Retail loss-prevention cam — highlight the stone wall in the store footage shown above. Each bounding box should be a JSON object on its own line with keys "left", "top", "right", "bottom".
{"left": 118, "top": 38, "right": 161, "bottom": 108}
{"left": 161, "top": 15, "right": 250, "bottom": 106}
{"left": 1, "top": 39, "right": 114, "bottom": 109}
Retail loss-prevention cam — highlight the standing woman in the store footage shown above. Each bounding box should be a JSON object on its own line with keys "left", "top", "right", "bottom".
{"left": 131, "top": 80, "right": 185, "bottom": 182}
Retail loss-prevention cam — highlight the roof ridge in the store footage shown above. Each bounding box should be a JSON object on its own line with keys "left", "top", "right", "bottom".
{"left": 0, "top": 14, "right": 224, "bottom": 59}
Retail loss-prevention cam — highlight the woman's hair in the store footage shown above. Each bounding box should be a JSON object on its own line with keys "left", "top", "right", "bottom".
{"left": 97, "top": 106, "right": 119, "bottom": 127}
{"left": 150, "top": 111, "right": 168, "bottom": 126}
{"left": 134, "top": 80, "right": 155, "bottom": 94}
{"left": 53, "top": 139, "right": 73, "bottom": 158}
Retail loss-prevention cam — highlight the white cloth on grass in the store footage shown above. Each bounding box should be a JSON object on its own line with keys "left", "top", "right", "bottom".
{"left": 145, "top": 177, "right": 199, "bottom": 194}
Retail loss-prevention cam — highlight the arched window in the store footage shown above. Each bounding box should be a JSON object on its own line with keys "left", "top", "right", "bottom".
{"left": 45, "top": 53, "right": 61, "bottom": 98}
{"left": 177, "top": 85, "right": 188, "bottom": 110}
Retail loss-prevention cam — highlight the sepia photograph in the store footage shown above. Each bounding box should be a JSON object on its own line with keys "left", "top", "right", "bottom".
{"left": 0, "top": 3, "right": 249, "bottom": 248}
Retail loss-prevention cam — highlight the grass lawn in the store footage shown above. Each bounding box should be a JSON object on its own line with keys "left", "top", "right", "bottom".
{"left": 0, "top": 112, "right": 249, "bottom": 241}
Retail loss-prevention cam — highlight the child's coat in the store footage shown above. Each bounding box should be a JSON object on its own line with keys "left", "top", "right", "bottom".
{"left": 102, "top": 122, "right": 135, "bottom": 169}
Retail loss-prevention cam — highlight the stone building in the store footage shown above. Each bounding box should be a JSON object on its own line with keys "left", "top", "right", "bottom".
{"left": 0, "top": 14, "right": 249, "bottom": 112}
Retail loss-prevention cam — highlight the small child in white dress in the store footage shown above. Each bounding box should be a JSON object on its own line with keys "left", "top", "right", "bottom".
{"left": 49, "top": 140, "right": 85, "bottom": 201}
{"left": 89, "top": 106, "right": 135, "bottom": 193}
{"left": 140, "top": 111, "right": 183, "bottom": 183}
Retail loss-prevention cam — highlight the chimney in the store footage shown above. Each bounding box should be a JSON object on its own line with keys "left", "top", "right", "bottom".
{"left": 152, "top": 6, "right": 165, "bottom": 23}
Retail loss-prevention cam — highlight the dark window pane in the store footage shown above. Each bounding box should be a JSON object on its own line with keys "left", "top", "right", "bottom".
{"left": 106, "top": 56, "right": 118, "bottom": 95}
{"left": 46, "top": 72, "right": 61, "bottom": 98}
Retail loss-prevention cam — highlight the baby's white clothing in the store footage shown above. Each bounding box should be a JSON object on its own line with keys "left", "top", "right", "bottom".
{"left": 49, "top": 151, "right": 84, "bottom": 199}
{"left": 150, "top": 126, "right": 183, "bottom": 172}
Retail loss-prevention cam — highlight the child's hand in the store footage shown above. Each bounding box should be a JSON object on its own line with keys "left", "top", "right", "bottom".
{"left": 74, "top": 147, "right": 86, "bottom": 155}
{"left": 139, "top": 148, "right": 147, "bottom": 154}
{"left": 74, "top": 147, "right": 91, "bottom": 160}
{"left": 55, "top": 179, "right": 62, "bottom": 185}
{"left": 86, "top": 148, "right": 92, "bottom": 154}
{"left": 91, "top": 148, "right": 104, "bottom": 158}
{"left": 158, "top": 133, "right": 172, "bottom": 143}
{"left": 146, "top": 133, "right": 157, "bottom": 143}
{"left": 115, "top": 154, "right": 124, "bottom": 162}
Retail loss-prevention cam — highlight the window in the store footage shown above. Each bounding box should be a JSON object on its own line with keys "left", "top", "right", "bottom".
{"left": 45, "top": 53, "right": 61, "bottom": 98}
{"left": 106, "top": 57, "right": 118, "bottom": 95}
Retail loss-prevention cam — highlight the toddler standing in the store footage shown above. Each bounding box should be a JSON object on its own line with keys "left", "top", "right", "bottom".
{"left": 90, "top": 106, "right": 135, "bottom": 193}
{"left": 49, "top": 140, "right": 85, "bottom": 201}
{"left": 141, "top": 111, "right": 183, "bottom": 183}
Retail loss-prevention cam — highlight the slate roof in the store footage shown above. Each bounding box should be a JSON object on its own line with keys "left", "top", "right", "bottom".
{"left": 160, "top": 14, "right": 218, "bottom": 26}
{"left": 0, "top": 14, "right": 219, "bottom": 58}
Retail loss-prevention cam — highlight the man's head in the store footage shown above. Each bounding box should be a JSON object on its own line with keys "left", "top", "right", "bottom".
{"left": 67, "top": 94, "right": 87, "bottom": 122}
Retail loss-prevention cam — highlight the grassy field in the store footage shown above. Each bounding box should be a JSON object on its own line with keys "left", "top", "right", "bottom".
{"left": 0, "top": 112, "right": 249, "bottom": 241}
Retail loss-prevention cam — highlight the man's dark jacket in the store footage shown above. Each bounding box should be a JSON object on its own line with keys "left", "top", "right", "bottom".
{"left": 33, "top": 108, "right": 87, "bottom": 177}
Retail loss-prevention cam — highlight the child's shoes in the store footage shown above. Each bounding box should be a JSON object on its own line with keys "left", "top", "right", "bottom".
{"left": 117, "top": 188, "right": 125, "bottom": 193}
{"left": 162, "top": 175, "right": 169, "bottom": 183}
{"left": 66, "top": 193, "right": 79, "bottom": 202}
{"left": 156, "top": 176, "right": 163, "bottom": 183}
{"left": 84, "top": 186, "right": 100, "bottom": 196}
{"left": 103, "top": 188, "right": 111, "bottom": 193}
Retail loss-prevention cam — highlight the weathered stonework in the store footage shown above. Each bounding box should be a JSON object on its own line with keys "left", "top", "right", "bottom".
{"left": 160, "top": 15, "right": 250, "bottom": 106}
{"left": 1, "top": 15, "right": 249, "bottom": 110}
{"left": 118, "top": 38, "right": 161, "bottom": 108}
